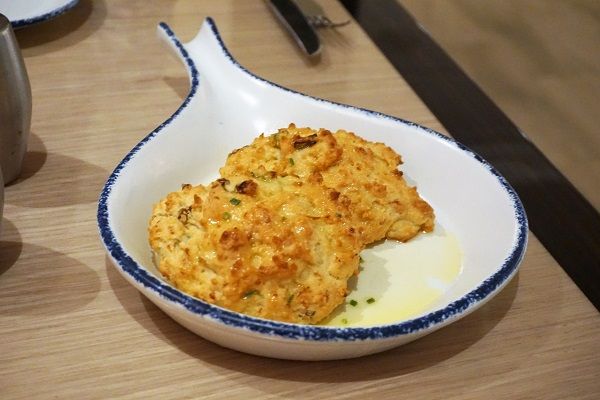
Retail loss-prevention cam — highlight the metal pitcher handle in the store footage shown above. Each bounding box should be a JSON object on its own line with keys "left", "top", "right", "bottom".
{"left": 0, "top": 13, "right": 31, "bottom": 185}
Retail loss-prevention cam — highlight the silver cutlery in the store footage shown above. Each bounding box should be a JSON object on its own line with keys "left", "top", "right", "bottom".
{"left": 267, "top": 0, "right": 350, "bottom": 57}
{"left": 306, "top": 14, "right": 350, "bottom": 29}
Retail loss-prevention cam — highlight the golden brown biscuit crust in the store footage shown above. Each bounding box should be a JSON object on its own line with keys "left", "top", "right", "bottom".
{"left": 150, "top": 176, "right": 361, "bottom": 324}
{"left": 149, "top": 124, "right": 434, "bottom": 324}
{"left": 221, "top": 124, "right": 435, "bottom": 244}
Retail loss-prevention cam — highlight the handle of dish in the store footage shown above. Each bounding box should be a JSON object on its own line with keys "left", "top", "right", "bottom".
{"left": 157, "top": 18, "right": 252, "bottom": 96}
{"left": 156, "top": 22, "right": 198, "bottom": 88}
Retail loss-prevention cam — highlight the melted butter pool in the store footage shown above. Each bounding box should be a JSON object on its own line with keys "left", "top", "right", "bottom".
{"left": 323, "top": 230, "right": 462, "bottom": 327}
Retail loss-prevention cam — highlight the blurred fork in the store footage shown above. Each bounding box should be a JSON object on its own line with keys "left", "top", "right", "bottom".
{"left": 296, "top": 0, "right": 351, "bottom": 29}
{"left": 267, "top": 0, "right": 351, "bottom": 57}
{"left": 306, "top": 14, "right": 350, "bottom": 29}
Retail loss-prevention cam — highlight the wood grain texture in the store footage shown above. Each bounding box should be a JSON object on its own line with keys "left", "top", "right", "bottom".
{"left": 399, "top": 0, "right": 600, "bottom": 211}
{"left": 1, "top": 1, "right": 598, "bottom": 399}
{"left": 340, "top": 0, "right": 600, "bottom": 310}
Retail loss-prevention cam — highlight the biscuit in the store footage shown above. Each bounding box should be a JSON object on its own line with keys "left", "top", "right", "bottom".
{"left": 221, "top": 124, "right": 434, "bottom": 244}
{"left": 149, "top": 176, "right": 361, "bottom": 324}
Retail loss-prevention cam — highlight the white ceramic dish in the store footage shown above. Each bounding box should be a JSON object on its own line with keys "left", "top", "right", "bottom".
{"left": 0, "top": 0, "right": 79, "bottom": 28}
{"left": 97, "top": 18, "right": 528, "bottom": 360}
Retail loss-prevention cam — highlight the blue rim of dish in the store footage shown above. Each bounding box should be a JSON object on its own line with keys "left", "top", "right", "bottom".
{"left": 97, "top": 17, "right": 528, "bottom": 342}
{"left": 8, "top": 0, "right": 79, "bottom": 28}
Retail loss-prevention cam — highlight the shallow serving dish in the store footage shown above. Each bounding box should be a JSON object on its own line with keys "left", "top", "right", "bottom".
{"left": 0, "top": 0, "right": 79, "bottom": 28}
{"left": 97, "top": 18, "right": 528, "bottom": 360}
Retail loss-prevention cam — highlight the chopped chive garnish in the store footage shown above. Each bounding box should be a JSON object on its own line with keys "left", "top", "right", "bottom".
{"left": 243, "top": 290, "right": 258, "bottom": 299}
{"left": 336, "top": 212, "right": 342, "bottom": 218}
{"left": 366, "top": 297, "right": 375, "bottom": 304}
{"left": 222, "top": 211, "right": 231, "bottom": 220}
{"left": 349, "top": 299, "right": 358, "bottom": 307}
{"left": 229, "top": 198, "right": 241, "bottom": 206}
{"left": 287, "top": 294, "right": 294, "bottom": 305}
{"left": 288, "top": 158, "right": 295, "bottom": 165}
{"left": 341, "top": 318, "right": 348, "bottom": 324}
{"left": 359, "top": 256, "right": 364, "bottom": 263}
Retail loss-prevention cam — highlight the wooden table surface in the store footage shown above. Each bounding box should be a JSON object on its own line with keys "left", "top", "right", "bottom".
{"left": 1, "top": 1, "right": 598, "bottom": 398}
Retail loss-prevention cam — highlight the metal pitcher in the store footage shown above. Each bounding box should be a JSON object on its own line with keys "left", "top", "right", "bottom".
{"left": 0, "top": 13, "right": 31, "bottom": 185}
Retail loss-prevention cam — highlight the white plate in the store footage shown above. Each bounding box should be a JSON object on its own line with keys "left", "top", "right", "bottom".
{"left": 97, "top": 18, "right": 528, "bottom": 360}
{"left": 0, "top": 0, "right": 79, "bottom": 28}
